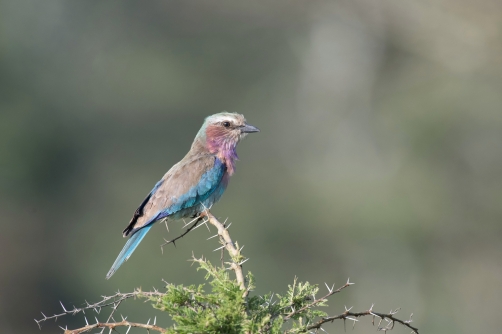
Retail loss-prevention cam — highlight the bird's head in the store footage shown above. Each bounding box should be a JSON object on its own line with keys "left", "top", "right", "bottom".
{"left": 196, "top": 112, "right": 259, "bottom": 174}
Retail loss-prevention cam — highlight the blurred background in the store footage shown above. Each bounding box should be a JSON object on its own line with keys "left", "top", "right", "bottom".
{"left": 1, "top": 0, "right": 502, "bottom": 333}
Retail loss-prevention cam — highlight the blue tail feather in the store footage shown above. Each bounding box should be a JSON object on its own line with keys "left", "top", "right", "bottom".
{"left": 106, "top": 225, "right": 152, "bottom": 279}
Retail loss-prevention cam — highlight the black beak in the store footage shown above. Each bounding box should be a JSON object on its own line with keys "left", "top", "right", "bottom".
{"left": 240, "top": 123, "right": 260, "bottom": 133}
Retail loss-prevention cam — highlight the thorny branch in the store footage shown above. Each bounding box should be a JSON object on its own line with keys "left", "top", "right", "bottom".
{"left": 201, "top": 211, "right": 248, "bottom": 296}
{"left": 35, "top": 290, "right": 164, "bottom": 326}
{"left": 63, "top": 319, "right": 166, "bottom": 334}
{"left": 305, "top": 304, "right": 418, "bottom": 333}
{"left": 278, "top": 279, "right": 417, "bottom": 333}
{"left": 161, "top": 209, "right": 248, "bottom": 295}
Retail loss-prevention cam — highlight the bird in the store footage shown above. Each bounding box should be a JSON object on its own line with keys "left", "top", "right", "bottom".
{"left": 106, "top": 112, "right": 259, "bottom": 279}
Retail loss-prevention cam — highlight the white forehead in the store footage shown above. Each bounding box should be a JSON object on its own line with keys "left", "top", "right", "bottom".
{"left": 206, "top": 112, "right": 245, "bottom": 124}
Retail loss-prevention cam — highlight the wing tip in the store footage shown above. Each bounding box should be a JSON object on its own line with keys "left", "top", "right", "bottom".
{"left": 122, "top": 226, "right": 133, "bottom": 237}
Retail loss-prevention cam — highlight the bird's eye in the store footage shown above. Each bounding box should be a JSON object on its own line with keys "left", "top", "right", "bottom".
{"left": 222, "top": 121, "right": 231, "bottom": 128}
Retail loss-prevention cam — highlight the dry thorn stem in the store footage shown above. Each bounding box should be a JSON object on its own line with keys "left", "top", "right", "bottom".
{"left": 201, "top": 211, "right": 248, "bottom": 296}
{"left": 63, "top": 320, "right": 166, "bottom": 334}
{"left": 305, "top": 308, "right": 419, "bottom": 334}
{"left": 35, "top": 290, "right": 164, "bottom": 324}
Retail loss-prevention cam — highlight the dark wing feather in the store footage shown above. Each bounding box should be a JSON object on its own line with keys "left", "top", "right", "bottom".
{"left": 122, "top": 180, "right": 163, "bottom": 236}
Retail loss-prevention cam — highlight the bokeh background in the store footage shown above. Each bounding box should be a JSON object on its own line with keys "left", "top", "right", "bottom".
{"left": 1, "top": 1, "right": 502, "bottom": 333}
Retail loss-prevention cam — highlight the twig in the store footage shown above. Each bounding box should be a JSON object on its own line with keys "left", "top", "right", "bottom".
{"left": 160, "top": 216, "right": 204, "bottom": 252}
{"left": 63, "top": 319, "right": 166, "bottom": 334}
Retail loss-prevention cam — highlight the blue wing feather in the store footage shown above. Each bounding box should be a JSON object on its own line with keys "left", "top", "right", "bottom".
{"left": 106, "top": 157, "right": 227, "bottom": 279}
{"left": 154, "top": 158, "right": 226, "bottom": 221}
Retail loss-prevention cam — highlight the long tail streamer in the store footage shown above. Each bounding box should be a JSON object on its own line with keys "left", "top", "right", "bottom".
{"left": 106, "top": 225, "right": 152, "bottom": 279}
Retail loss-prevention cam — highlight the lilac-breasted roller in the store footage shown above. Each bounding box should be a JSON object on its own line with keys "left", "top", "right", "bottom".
{"left": 106, "top": 112, "right": 259, "bottom": 279}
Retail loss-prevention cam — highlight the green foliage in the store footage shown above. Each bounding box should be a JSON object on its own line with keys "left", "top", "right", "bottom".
{"left": 147, "top": 257, "right": 328, "bottom": 333}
